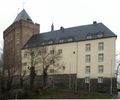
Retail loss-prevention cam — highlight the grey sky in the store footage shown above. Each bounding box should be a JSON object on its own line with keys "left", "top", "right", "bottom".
{"left": 0, "top": 0, "right": 120, "bottom": 52}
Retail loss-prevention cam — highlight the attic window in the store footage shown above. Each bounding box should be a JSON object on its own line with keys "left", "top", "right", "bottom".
{"left": 67, "top": 38, "right": 73, "bottom": 42}
{"left": 97, "top": 34, "right": 103, "bottom": 38}
{"left": 59, "top": 39, "right": 64, "bottom": 43}
{"left": 86, "top": 35, "right": 92, "bottom": 39}
{"left": 48, "top": 41, "right": 53, "bottom": 44}
{"left": 41, "top": 42, "right": 45, "bottom": 45}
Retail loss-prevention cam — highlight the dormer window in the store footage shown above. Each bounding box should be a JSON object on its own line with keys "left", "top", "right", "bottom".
{"left": 59, "top": 39, "right": 64, "bottom": 43}
{"left": 48, "top": 41, "right": 53, "bottom": 44}
{"left": 67, "top": 38, "right": 73, "bottom": 42}
{"left": 86, "top": 35, "right": 92, "bottom": 39}
{"left": 97, "top": 34, "right": 103, "bottom": 38}
{"left": 41, "top": 42, "right": 45, "bottom": 45}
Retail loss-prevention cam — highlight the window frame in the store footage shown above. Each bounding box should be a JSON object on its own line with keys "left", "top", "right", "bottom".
{"left": 98, "top": 65, "right": 104, "bottom": 73}
{"left": 50, "top": 50, "right": 54, "bottom": 54}
{"left": 98, "top": 42, "right": 104, "bottom": 50}
{"left": 85, "top": 66, "right": 91, "bottom": 74}
{"left": 86, "top": 43, "right": 91, "bottom": 51}
{"left": 98, "top": 77, "right": 103, "bottom": 83}
{"left": 98, "top": 53, "right": 104, "bottom": 62}
{"left": 85, "top": 55, "right": 91, "bottom": 63}
{"left": 58, "top": 49, "right": 62, "bottom": 54}
{"left": 85, "top": 77, "right": 90, "bottom": 83}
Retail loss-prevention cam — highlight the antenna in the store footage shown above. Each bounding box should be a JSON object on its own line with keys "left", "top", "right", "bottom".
{"left": 17, "top": 8, "right": 20, "bottom": 14}
{"left": 23, "top": 2, "right": 25, "bottom": 9}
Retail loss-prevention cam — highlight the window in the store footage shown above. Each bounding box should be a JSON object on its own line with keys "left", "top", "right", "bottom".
{"left": 86, "top": 35, "right": 92, "bottom": 39}
{"left": 23, "top": 62, "right": 27, "bottom": 66}
{"left": 98, "top": 54, "right": 104, "bottom": 62}
{"left": 86, "top": 44, "right": 91, "bottom": 51}
{"left": 16, "top": 50, "right": 20, "bottom": 55}
{"left": 49, "top": 69, "right": 54, "bottom": 73}
{"left": 41, "top": 42, "right": 45, "bottom": 45}
{"left": 85, "top": 66, "right": 90, "bottom": 74}
{"left": 85, "top": 55, "right": 91, "bottom": 63}
{"left": 58, "top": 49, "right": 62, "bottom": 54}
{"left": 50, "top": 50, "right": 54, "bottom": 54}
{"left": 98, "top": 77, "right": 103, "bottom": 83}
{"left": 35, "top": 61, "right": 38, "bottom": 65}
{"left": 24, "top": 54, "right": 27, "bottom": 58}
{"left": 85, "top": 77, "right": 90, "bottom": 83}
{"left": 63, "top": 66, "right": 65, "bottom": 70}
{"left": 67, "top": 38, "right": 73, "bottom": 42}
{"left": 97, "top": 34, "right": 103, "bottom": 38}
{"left": 59, "top": 39, "right": 64, "bottom": 43}
{"left": 16, "top": 34, "right": 20, "bottom": 44}
{"left": 73, "top": 51, "right": 75, "bottom": 54}
{"left": 48, "top": 41, "right": 53, "bottom": 44}
{"left": 38, "top": 51, "right": 42, "bottom": 55}
{"left": 98, "top": 65, "right": 104, "bottom": 73}
{"left": 98, "top": 42, "right": 104, "bottom": 50}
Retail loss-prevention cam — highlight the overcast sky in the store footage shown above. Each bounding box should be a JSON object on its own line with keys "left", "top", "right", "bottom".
{"left": 0, "top": 0, "right": 120, "bottom": 53}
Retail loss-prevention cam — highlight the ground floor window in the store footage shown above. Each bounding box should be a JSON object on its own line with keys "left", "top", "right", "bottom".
{"left": 85, "top": 77, "right": 90, "bottom": 83}
{"left": 98, "top": 77, "right": 103, "bottom": 83}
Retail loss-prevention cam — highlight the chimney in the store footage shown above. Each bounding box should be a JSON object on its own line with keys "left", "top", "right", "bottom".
{"left": 93, "top": 21, "right": 97, "bottom": 24}
{"left": 60, "top": 26, "right": 64, "bottom": 32}
{"left": 51, "top": 23, "right": 54, "bottom": 31}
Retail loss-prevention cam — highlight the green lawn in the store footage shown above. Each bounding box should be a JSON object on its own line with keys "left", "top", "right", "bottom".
{"left": 28, "top": 88, "right": 113, "bottom": 99}
{"left": 83, "top": 92, "right": 112, "bottom": 99}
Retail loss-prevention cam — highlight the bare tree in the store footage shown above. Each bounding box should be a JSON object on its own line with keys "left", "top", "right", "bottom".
{"left": 23, "top": 47, "right": 40, "bottom": 89}
{"left": 23, "top": 45, "right": 63, "bottom": 88}
{"left": 3, "top": 51, "right": 18, "bottom": 90}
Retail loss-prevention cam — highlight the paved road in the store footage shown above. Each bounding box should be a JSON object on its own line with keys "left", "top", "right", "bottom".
{"left": 113, "top": 92, "right": 120, "bottom": 99}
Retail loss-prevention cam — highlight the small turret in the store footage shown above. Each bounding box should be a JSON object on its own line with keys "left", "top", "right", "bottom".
{"left": 51, "top": 23, "right": 54, "bottom": 31}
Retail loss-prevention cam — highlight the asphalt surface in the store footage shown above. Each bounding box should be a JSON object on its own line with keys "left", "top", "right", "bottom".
{"left": 113, "top": 92, "right": 120, "bottom": 99}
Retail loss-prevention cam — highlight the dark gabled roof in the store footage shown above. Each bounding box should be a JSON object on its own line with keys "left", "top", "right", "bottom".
{"left": 23, "top": 22, "right": 117, "bottom": 49}
{"left": 14, "top": 9, "right": 33, "bottom": 22}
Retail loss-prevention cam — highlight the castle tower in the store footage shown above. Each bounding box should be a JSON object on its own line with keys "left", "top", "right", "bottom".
{"left": 3, "top": 9, "right": 40, "bottom": 75}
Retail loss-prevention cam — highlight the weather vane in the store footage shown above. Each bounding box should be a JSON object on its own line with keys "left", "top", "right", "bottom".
{"left": 23, "top": 2, "right": 25, "bottom": 9}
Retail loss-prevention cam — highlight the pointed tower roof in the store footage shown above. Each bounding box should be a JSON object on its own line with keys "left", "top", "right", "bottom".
{"left": 14, "top": 9, "right": 33, "bottom": 22}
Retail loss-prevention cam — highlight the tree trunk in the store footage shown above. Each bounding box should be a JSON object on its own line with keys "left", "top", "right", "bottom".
{"left": 43, "top": 70, "right": 48, "bottom": 88}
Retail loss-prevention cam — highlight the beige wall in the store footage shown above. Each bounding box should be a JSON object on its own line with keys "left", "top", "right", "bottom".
{"left": 22, "top": 37, "right": 116, "bottom": 78}
{"left": 77, "top": 37, "right": 116, "bottom": 78}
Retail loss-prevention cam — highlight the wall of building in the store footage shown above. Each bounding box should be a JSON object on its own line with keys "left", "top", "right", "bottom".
{"left": 22, "top": 37, "right": 116, "bottom": 78}
{"left": 3, "top": 20, "right": 40, "bottom": 75}
{"left": 21, "top": 37, "right": 117, "bottom": 94}
{"left": 77, "top": 37, "right": 116, "bottom": 78}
